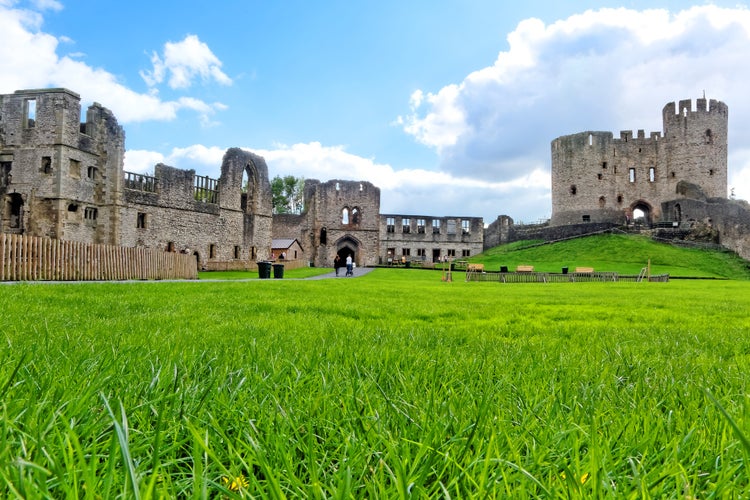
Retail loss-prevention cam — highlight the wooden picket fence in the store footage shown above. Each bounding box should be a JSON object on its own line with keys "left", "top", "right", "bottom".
{"left": 0, "top": 233, "right": 197, "bottom": 281}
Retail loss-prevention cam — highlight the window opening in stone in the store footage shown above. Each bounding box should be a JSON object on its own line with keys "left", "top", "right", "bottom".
{"left": 0, "top": 162, "right": 11, "bottom": 187}
{"left": 234, "top": 246, "right": 241, "bottom": 259}
{"left": 251, "top": 246, "right": 257, "bottom": 260}
{"left": 599, "top": 196, "right": 606, "bottom": 207}
{"left": 342, "top": 207, "right": 349, "bottom": 224}
{"left": 84, "top": 207, "right": 98, "bottom": 220}
{"left": 335, "top": 182, "right": 340, "bottom": 191}
{"left": 617, "top": 194, "right": 623, "bottom": 204}
{"left": 320, "top": 227, "right": 327, "bottom": 244}
{"left": 447, "top": 220, "right": 456, "bottom": 235}
{"left": 649, "top": 167, "right": 655, "bottom": 182}
{"left": 87, "top": 166, "right": 97, "bottom": 180}
{"left": 68, "top": 204, "right": 78, "bottom": 212}
{"left": 597, "top": 173, "right": 602, "bottom": 180}
{"left": 351, "top": 207, "right": 360, "bottom": 225}
{"left": 461, "top": 219, "right": 470, "bottom": 235}
{"left": 166, "top": 241, "right": 175, "bottom": 252}
{"left": 588, "top": 134, "right": 593, "bottom": 146}
{"left": 709, "top": 169, "right": 714, "bottom": 176}
{"left": 402, "top": 248, "right": 411, "bottom": 257}
{"left": 136, "top": 212, "right": 146, "bottom": 228}
{"left": 629, "top": 168, "right": 635, "bottom": 183}
{"left": 8, "top": 193, "right": 23, "bottom": 229}
{"left": 359, "top": 183, "right": 363, "bottom": 191}
{"left": 42, "top": 156, "right": 52, "bottom": 174}
{"left": 386, "top": 217, "right": 395, "bottom": 233}
{"left": 602, "top": 162, "right": 607, "bottom": 169}
{"left": 402, "top": 218, "right": 410, "bottom": 233}
{"left": 417, "top": 248, "right": 426, "bottom": 257}
{"left": 25, "top": 99, "right": 36, "bottom": 128}
{"left": 582, "top": 215, "right": 591, "bottom": 223}
{"left": 569, "top": 185, "right": 577, "bottom": 195}
{"left": 462, "top": 249, "right": 471, "bottom": 257}
{"left": 706, "top": 129, "right": 713, "bottom": 144}
{"left": 209, "top": 244, "right": 216, "bottom": 259}
{"left": 417, "top": 218, "right": 425, "bottom": 233}
{"left": 432, "top": 219, "right": 440, "bottom": 234}
{"left": 447, "top": 249, "right": 456, "bottom": 257}
{"left": 682, "top": 107, "right": 688, "bottom": 117}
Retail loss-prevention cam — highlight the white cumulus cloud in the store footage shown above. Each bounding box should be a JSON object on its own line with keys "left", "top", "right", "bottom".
{"left": 141, "top": 34, "right": 232, "bottom": 90}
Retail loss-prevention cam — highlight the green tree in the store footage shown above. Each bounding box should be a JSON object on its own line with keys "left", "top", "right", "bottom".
{"left": 271, "top": 175, "right": 305, "bottom": 214}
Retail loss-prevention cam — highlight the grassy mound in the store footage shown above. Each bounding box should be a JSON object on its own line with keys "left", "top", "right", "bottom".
{"left": 473, "top": 233, "right": 750, "bottom": 279}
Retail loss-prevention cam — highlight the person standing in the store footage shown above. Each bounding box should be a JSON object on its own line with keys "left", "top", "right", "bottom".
{"left": 334, "top": 254, "right": 341, "bottom": 276}
{"left": 345, "top": 254, "right": 353, "bottom": 277}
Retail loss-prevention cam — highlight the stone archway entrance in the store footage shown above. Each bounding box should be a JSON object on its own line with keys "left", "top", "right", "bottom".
{"left": 335, "top": 235, "right": 361, "bottom": 268}
{"left": 630, "top": 201, "right": 653, "bottom": 227}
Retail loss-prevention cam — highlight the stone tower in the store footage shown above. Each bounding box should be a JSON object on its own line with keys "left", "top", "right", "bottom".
{"left": 550, "top": 97, "right": 728, "bottom": 226}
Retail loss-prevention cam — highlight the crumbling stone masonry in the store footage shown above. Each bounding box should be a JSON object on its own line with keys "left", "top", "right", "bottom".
{"left": 551, "top": 97, "right": 728, "bottom": 226}
{"left": 1, "top": 88, "right": 273, "bottom": 270}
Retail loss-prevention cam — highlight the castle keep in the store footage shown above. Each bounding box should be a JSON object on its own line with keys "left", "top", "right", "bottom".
{"left": 550, "top": 97, "right": 728, "bottom": 226}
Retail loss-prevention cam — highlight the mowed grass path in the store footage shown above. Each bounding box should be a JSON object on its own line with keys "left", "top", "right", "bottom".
{"left": 2, "top": 270, "right": 750, "bottom": 497}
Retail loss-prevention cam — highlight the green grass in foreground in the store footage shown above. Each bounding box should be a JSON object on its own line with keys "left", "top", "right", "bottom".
{"left": 473, "top": 233, "right": 750, "bottom": 279}
{"left": 2, "top": 271, "right": 750, "bottom": 498}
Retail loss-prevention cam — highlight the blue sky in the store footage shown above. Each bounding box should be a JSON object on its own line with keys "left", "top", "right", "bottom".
{"left": 2, "top": 0, "right": 749, "bottom": 224}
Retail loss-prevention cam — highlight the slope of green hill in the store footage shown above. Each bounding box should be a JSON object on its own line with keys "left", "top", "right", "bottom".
{"left": 473, "top": 233, "right": 750, "bottom": 279}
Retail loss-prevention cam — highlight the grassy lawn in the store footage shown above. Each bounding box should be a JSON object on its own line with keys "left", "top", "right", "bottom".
{"left": 472, "top": 234, "right": 750, "bottom": 278}
{"left": 2, "top": 268, "right": 750, "bottom": 497}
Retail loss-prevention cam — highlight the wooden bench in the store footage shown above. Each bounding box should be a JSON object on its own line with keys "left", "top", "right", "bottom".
{"left": 467, "top": 263, "right": 484, "bottom": 272}
{"left": 516, "top": 265, "right": 534, "bottom": 272}
{"left": 575, "top": 267, "right": 594, "bottom": 273}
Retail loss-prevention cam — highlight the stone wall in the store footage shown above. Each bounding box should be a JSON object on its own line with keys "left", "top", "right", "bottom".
{"left": 551, "top": 97, "right": 728, "bottom": 226}
{"left": 380, "top": 214, "right": 484, "bottom": 264}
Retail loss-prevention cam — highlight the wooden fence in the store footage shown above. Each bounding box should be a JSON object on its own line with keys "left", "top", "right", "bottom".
{"left": 0, "top": 233, "right": 197, "bottom": 281}
{"left": 465, "top": 271, "right": 670, "bottom": 283}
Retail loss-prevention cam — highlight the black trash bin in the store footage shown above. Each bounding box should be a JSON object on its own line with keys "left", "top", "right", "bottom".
{"left": 257, "top": 261, "right": 272, "bottom": 279}
{"left": 562, "top": 267, "right": 569, "bottom": 275}
{"left": 273, "top": 263, "right": 285, "bottom": 279}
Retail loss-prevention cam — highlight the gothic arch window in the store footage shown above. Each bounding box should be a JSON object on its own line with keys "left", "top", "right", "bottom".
{"left": 351, "top": 207, "right": 360, "bottom": 225}
{"left": 320, "top": 227, "right": 327, "bottom": 245}
{"left": 599, "top": 196, "right": 606, "bottom": 207}
{"left": 342, "top": 207, "right": 349, "bottom": 224}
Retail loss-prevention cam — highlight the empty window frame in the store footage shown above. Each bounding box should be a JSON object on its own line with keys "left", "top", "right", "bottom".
{"left": 209, "top": 244, "right": 217, "bottom": 259}
{"left": 42, "top": 156, "right": 52, "bottom": 174}
{"left": 461, "top": 219, "right": 470, "bottom": 235}
{"left": 136, "top": 212, "right": 147, "bottom": 228}
{"left": 234, "top": 246, "right": 241, "bottom": 259}
{"left": 417, "top": 218, "right": 425, "bottom": 233}
{"left": 342, "top": 207, "right": 349, "bottom": 224}
{"left": 462, "top": 249, "right": 471, "bottom": 257}
{"left": 417, "top": 248, "right": 426, "bottom": 257}
{"left": 582, "top": 215, "right": 591, "bottom": 222}
{"left": 84, "top": 207, "right": 98, "bottom": 220}
{"left": 432, "top": 219, "right": 440, "bottom": 234}
{"left": 386, "top": 217, "right": 395, "bottom": 233}
{"left": 648, "top": 167, "right": 655, "bottom": 182}
{"left": 447, "top": 249, "right": 456, "bottom": 257}
{"left": 402, "top": 248, "right": 411, "bottom": 257}
{"left": 629, "top": 168, "right": 636, "bottom": 183}
{"left": 25, "top": 99, "right": 36, "bottom": 128}
{"left": 87, "top": 166, "right": 97, "bottom": 180}
{"left": 402, "top": 218, "right": 411, "bottom": 233}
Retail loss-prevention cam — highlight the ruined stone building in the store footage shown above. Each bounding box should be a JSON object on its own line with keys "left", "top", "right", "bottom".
{"left": 1, "top": 88, "right": 484, "bottom": 269}
{"left": 551, "top": 97, "right": 728, "bottom": 226}
{"left": 549, "top": 96, "right": 750, "bottom": 260}
{"left": 4, "top": 88, "right": 748, "bottom": 266}
{"left": 1, "top": 88, "right": 273, "bottom": 269}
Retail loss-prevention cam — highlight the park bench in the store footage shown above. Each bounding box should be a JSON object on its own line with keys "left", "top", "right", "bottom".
{"left": 575, "top": 267, "right": 594, "bottom": 273}
{"left": 516, "top": 265, "right": 534, "bottom": 272}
